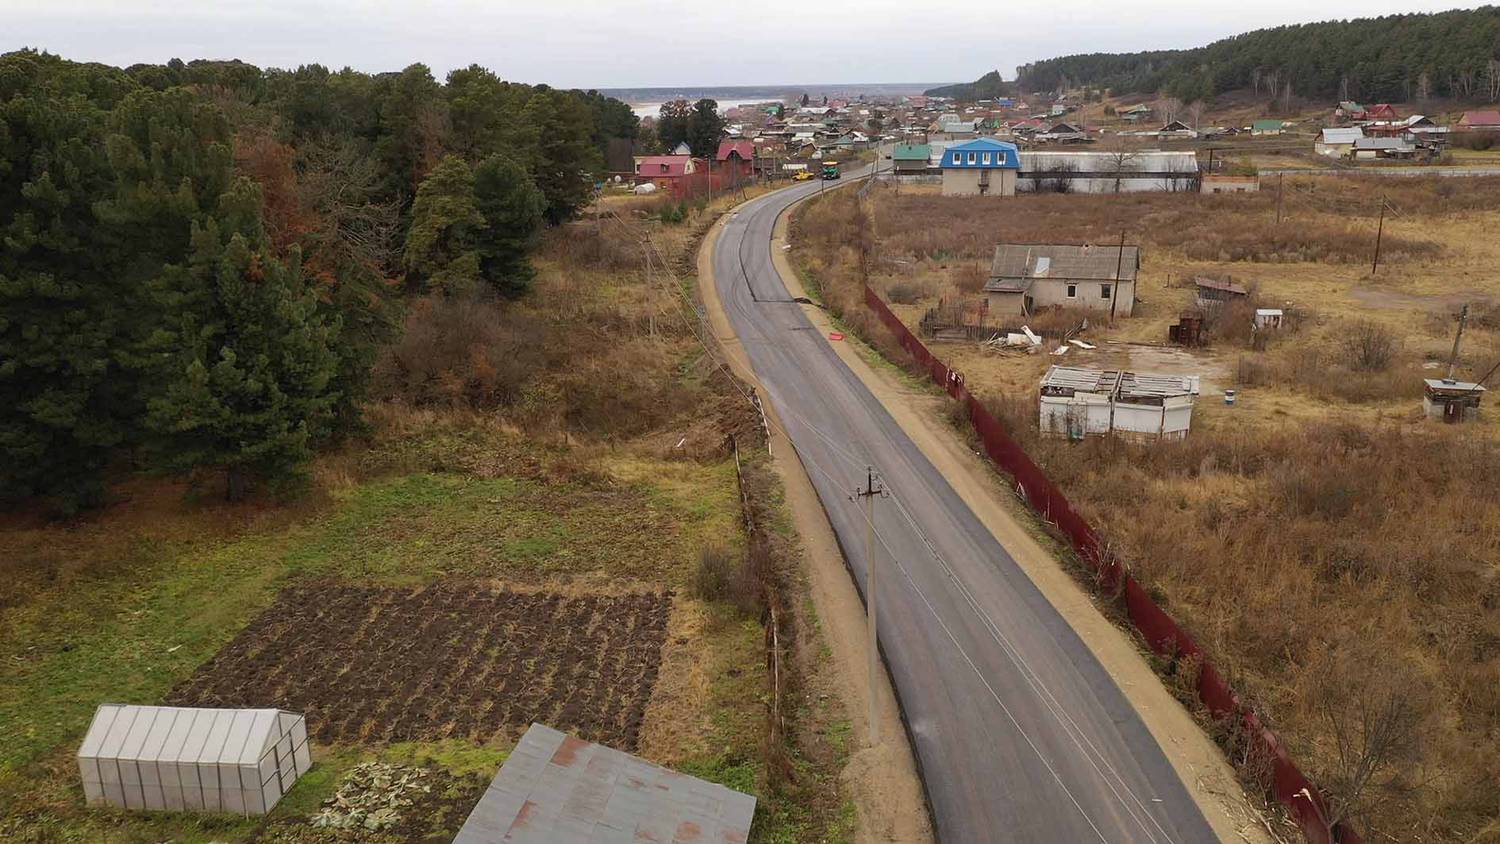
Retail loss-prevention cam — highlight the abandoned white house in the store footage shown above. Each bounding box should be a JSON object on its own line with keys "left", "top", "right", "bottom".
{"left": 983, "top": 243, "right": 1140, "bottom": 317}
{"left": 1039, "top": 366, "right": 1200, "bottom": 440}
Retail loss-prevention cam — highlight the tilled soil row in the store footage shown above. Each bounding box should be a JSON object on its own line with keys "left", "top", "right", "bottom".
{"left": 167, "top": 583, "right": 671, "bottom": 750}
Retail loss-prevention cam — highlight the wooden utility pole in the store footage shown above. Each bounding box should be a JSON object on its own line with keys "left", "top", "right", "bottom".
{"left": 1110, "top": 230, "right": 1126, "bottom": 324}
{"left": 1371, "top": 198, "right": 1387, "bottom": 275}
{"left": 644, "top": 240, "right": 656, "bottom": 339}
{"left": 1447, "top": 303, "right": 1469, "bottom": 380}
{"left": 853, "top": 468, "right": 887, "bottom": 747}
{"left": 1275, "top": 172, "right": 1284, "bottom": 224}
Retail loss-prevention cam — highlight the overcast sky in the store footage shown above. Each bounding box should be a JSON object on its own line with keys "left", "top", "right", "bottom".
{"left": 2, "top": 0, "right": 1488, "bottom": 90}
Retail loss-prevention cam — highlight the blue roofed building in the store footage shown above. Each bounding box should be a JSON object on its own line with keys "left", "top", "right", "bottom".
{"left": 940, "top": 137, "right": 1021, "bottom": 196}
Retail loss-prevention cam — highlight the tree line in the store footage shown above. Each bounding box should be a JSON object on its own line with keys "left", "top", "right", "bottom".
{"left": 923, "top": 70, "right": 1017, "bottom": 101}
{"left": 0, "top": 50, "right": 639, "bottom": 511}
{"left": 1012, "top": 6, "right": 1500, "bottom": 104}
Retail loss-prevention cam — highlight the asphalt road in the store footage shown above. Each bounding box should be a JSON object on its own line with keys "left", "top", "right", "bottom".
{"left": 711, "top": 173, "right": 1218, "bottom": 843}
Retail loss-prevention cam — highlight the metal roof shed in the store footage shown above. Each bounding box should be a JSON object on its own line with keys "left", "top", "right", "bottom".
{"left": 78, "top": 704, "right": 310, "bottom": 815}
{"left": 456, "top": 723, "right": 756, "bottom": 843}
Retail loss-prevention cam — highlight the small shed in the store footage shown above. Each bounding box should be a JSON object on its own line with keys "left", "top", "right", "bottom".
{"left": 455, "top": 723, "right": 756, "bottom": 843}
{"left": 1423, "top": 378, "right": 1485, "bottom": 422}
{"left": 1039, "top": 366, "right": 1199, "bottom": 440}
{"left": 1254, "top": 308, "right": 1284, "bottom": 330}
{"left": 1195, "top": 277, "right": 1248, "bottom": 309}
{"left": 78, "top": 705, "right": 310, "bottom": 815}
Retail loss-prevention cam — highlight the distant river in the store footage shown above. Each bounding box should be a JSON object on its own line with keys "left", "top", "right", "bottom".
{"left": 629, "top": 98, "right": 779, "bottom": 120}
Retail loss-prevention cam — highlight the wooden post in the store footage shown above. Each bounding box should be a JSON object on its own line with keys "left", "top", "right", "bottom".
{"left": 1110, "top": 230, "right": 1126, "bottom": 324}
{"left": 1371, "top": 198, "right": 1386, "bottom": 275}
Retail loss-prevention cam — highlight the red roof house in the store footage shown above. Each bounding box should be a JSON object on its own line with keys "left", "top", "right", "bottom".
{"left": 1364, "top": 103, "right": 1398, "bottom": 120}
{"left": 1459, "top": 110, "right": 1500, "bottom": 131}
{"left": 715, "top": 140, "right": 756, "bottom": 180}
{"left": 635, "top": 155, "right": 697, "bottom": 184}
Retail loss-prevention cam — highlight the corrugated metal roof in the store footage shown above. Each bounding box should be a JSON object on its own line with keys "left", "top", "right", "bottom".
{"left": 455, "top": 724, "right": 756, "bottom": 844}
{"left": 1425, "top": 378, "right": 1487, "bottom": 393}
{"left": 1320, "top": 127, "right": 1363, "bottom": 144}
{"left": 1040, "top": 366, "right": 1119, "bottom": 395}
{"left": 1355, "top": 137, "right": 1413, "bottom": 150}
{"left": 1041, "top": 366, "right": 1197, "bottom": 400}
{"left": 892, "top": 144, "right": 931, "bottom": 160}
{"left": 988, "top": 243, "right": 1140, "bottom": 285}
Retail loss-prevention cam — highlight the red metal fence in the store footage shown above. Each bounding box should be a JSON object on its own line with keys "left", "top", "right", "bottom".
{"left": 861, "top": 283, "right": 1359, "bottom": 844}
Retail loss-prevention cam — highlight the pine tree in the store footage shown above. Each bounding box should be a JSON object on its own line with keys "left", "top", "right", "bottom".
{"left": 0, "top": 61, "right": 130, "bottom": 510}
{"left": 686, "top": 99, "right": 725, "bottom": 159}
{"left": 403, "top": 155, "right": 484, "bottom": 295}
{"left": 473, "top": 154, "right": 545, "bottom": 297}
{"left": 146, "top": 181, "right": 340, "bottom": 501}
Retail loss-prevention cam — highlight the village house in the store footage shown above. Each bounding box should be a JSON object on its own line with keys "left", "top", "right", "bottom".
{"left": 940, "top": 137, "right": 1021, "bottom": 196}
{"left": 983, "top": 243, "right": 1140, "bottom": 316}
{"left": 1156, "top": 120, "right": 1196, "bottom": 139}
{"left": 715, "top": 140, "right": 755, "bottom": 182}
{"left": 1458, "top": 110, "right": 1500, "bottom": 131}
{"left": 1039, "top": 366, "right": 1200, "bottom": 440}
{"left": 1354, "top": 136, "right": 1418, "bottom": 159}
{"left": 1316, "top": 127, "right": 1363, "bottom": 157}
{"left": 891, "top": 143, "right": 932, "bottom": 174}
{"left": 1034, "top": 121, "right": 1089, "bottom": 144}
{"left": 635, "top": 154, "right": 697, "bottom": 189}
{"left": 1119, "top": 104, "right": 1153, "bottom": 123}
{"left": 1251, "top": 119, "right": 1285, "bottom": 136}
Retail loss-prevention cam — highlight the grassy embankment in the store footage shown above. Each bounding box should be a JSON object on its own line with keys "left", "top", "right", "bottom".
{"left": 0, "top": 190, "right": 856, "bottom": 844}
{"left": 790, "top": 180, "right": 1500, "bottom": 843}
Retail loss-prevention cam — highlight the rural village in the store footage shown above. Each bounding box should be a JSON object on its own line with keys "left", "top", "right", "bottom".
{"left": 3, "top": 4, "right": 1500, "bottom": 844}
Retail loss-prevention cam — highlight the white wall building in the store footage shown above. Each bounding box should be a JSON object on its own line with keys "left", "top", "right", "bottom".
{"left": 1017, "top": 151, "right": 1198, "bottom": 193}
{"left": 1039, "top": 366, "right": 1200, "bottom": 440}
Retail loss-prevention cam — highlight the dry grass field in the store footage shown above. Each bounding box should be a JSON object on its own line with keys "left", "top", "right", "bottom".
{"left": 792, "top": 180, "right": 1500, "bottom": 843}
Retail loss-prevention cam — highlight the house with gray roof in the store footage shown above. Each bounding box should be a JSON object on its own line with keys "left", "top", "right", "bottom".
{"left": 984, "top": 243, "right": 1140, "bottom": 316}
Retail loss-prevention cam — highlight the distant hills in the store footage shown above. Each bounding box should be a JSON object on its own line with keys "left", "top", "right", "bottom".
{"left": 955, "top": 6, "right": 1500, "bottom": 103}
{"left": 923, "top": 71, "right": 1016, "bottom": 100}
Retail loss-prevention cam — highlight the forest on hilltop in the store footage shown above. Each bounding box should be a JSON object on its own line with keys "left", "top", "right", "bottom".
{"left": 1009, "top": 6, "right": 1500, "bottom": 103}
{"left": 0, "top": 50, "right": 638, "bottom": 511}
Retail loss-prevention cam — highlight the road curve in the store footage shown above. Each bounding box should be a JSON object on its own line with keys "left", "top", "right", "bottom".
{"left": 711, "top": 176, "right": 1218, "bottom": 843}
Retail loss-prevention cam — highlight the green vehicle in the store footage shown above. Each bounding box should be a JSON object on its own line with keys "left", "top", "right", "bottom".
{"left": 820, "top": 160, "right": 840, "bottom": 180}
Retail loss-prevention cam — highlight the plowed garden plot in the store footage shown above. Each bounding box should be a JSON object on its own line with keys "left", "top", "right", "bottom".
{"left": 167, "top": 584, "right": 671, "bottom": 750}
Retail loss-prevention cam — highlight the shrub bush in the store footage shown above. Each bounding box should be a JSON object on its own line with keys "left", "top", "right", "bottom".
{"left": 373, "top": 293, "right": 546, "bottom": 408}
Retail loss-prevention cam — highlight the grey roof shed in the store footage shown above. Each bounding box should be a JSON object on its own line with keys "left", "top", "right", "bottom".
{"left": 456, "top": 723, "right": 757, "bottom": 843}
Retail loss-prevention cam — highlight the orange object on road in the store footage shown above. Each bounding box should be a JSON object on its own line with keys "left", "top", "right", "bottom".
{"left": 828, "top": 332, "right": 845, "bottom": 341}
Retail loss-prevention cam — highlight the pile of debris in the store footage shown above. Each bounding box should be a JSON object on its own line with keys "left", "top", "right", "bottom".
{"left": 310, "top": 762, "right": 433, "bottom": 832}
{"left": 982, "top": 325, "right": 1095, "bottom": 357}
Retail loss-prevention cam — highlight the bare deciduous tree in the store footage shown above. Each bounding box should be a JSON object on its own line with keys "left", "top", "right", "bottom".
{"left": 1308, "top": 634, "right": 1430, "bottom": 831}
{"left": 298, "top": 136, "right": 404, "bottom": 272}
{"left": 1341, "top": 320, "right": 1398, "bottom": 372}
